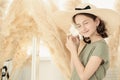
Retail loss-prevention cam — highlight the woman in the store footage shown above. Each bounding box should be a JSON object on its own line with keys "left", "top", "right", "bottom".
{"left": 65, "top": 4, "right": 120, "bottom": 80}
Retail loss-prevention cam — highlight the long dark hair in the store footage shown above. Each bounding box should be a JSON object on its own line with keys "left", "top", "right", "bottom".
{"left": 72, "top": 13, "right": 108, "bottom": 43}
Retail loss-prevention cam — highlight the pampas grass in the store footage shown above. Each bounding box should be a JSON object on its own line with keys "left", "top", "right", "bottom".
{"left": 0, "top": 0, "right": 39, "bottom": 79}
{"left": 0, "top": 0, "right": 82, "bottom": 80}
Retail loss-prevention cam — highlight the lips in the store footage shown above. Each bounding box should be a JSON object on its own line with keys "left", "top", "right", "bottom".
{"left": 79, "top": 30, "right": 89, "bottom": 36}
{"left": 82, "top": 30, "right": 89, "bottom": 34}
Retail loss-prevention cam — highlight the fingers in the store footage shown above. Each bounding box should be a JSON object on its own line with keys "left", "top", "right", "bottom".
{"left": 67, "top": 34, "right": 72, "bottom": 41}
{"left": 66, "top": 34, "right": 80, "bottom": 44}
{"left": 75, "top": 36, "right": 80, "bottom": 42}
{"left": 71, "top": 37, "right": 76, "bottom": 42}
{"left": 67, "top": 33, "right": 72, "bottom": 38}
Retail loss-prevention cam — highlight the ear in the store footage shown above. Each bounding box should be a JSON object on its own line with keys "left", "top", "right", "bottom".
{"left": 95, "top": 18, "right": 100, "bottom": 26}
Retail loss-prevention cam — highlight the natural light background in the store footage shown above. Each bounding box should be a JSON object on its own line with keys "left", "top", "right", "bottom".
{"left": 39, "top": 41, "right": 51, "bottom": 60}
{"left": 5, "top": 0, "right": 115, "bottom": 59}
{"left": 39, "top": 0, "right": 115, "bottom": 59}
{"left": 83, "top": 0, "right": 115, "bottom": 9}
{"left": 4, "top": 0, "right": 13, "bottom": 15}
{"left": 4, "top": 0, "right": 116, "bottom": 60}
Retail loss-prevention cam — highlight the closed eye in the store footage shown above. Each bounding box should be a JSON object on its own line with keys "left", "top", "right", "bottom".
{"left": 76, "top": 25, "right": 81, "bottom": 29}
{"left": 84, "top": 22, "right": 89, "bottom": 24}
{"left": 75, "top": 24, "right": 81, "bottom": 29}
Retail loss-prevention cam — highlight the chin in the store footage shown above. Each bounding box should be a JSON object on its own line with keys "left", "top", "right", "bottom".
{"left": 82, "top": 32, "right": 91, "bottom": 37}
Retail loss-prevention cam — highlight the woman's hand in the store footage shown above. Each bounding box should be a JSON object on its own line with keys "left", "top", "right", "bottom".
{"left": 65, "top": 35, "right": 80, "bottom": 55}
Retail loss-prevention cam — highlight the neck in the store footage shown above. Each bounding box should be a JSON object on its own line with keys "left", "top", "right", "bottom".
{"left": 90, "top": 34, "right": 103, "bottom": 43}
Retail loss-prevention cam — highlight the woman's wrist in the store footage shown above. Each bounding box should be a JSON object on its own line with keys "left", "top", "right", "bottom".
{"left": 71, "top": 50, "right": 78, "bottom": 58}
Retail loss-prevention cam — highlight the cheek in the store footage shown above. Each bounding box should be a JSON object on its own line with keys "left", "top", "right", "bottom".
{"left": 87, "top": 24, "right": 97, "bottom": 32}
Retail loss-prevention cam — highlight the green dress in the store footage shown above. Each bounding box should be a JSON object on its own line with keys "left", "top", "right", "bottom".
{"left": 71, "top": 39, "right": 109, "bottom": 80}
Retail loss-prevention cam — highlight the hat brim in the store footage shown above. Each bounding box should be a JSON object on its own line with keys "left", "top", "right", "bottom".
{"left": 52, "top": 9, "right": 120, "bottom": 35}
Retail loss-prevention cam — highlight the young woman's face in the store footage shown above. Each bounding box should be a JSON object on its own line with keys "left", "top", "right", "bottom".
{"left": 74, "top": 15, "right": 100, "bottom": 38}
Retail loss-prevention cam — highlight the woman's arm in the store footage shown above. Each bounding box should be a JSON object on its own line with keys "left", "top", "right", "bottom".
{"left": 70, "top": 53, "right": 75, "bottom": 73}
{"left": 66, "top": 36, "right": 102, "bottom": 80}
{"left": 71, "top": 50, "right": 102, "bottom": 80}
{"left": 71, "top": 58, "right": 74, "bottom": 71}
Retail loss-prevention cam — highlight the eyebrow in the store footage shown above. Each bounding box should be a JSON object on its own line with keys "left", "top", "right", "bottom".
{"left": 75, "top": 20, "right": 89, "bottom": 25}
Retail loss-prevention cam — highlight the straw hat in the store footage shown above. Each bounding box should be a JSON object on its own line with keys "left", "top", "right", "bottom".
{"left": 52, "top": 3, "right": 120, "bottom": 35}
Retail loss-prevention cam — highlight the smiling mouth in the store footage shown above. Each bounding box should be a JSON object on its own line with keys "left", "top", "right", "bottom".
{"left": 83, "top": 31, "right": 89, "bottom": 34}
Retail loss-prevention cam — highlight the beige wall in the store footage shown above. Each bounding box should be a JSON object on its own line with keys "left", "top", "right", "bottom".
{"left": 40, "top": 59, "right": 65, "bottom": 80}
{"left": 4, "top": 58, "right": 120, "bottom": 80}
{"left": 15, "top": 58, "right": 65, "bottom": 80}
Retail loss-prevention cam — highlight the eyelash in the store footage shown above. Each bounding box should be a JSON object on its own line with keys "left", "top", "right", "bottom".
{"left": 76, "top": 26, "right": 81, "bottom": 28}
{"left": 75, "top": 22, "right": 89, "bottom": 29}
{"left": 84, "top": 22, "right": 88, "bottom": 24}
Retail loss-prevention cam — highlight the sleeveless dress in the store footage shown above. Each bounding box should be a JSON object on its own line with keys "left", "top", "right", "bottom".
{"left": 71, "top": 39, "right": 109, "bottom": 80}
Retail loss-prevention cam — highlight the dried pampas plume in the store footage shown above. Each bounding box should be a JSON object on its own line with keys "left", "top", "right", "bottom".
{"left": 110, "top": 1, "right": 120, "bottom": 80}
{"left": 0, "top": 0, "right": 40, "bottom": 79}
{"left": 0, "top": 0, "right": 82, "bottom": 80}
{"left": 0, "top": 0, "right": 12, "bottom": 68}
{"left": 109, "top": 0, "right": 120, "bottom": 67}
